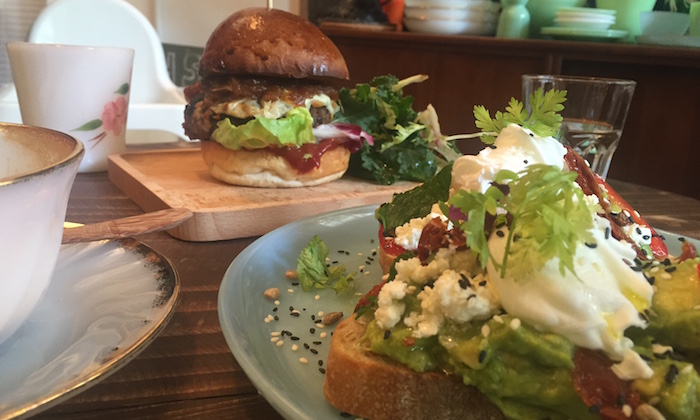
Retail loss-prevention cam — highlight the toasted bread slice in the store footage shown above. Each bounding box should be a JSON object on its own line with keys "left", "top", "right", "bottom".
{"left": 323, "top": 316, "right": 505, "bottom": 420}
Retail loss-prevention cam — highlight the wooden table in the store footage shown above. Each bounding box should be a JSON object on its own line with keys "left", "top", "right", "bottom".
{"left": 34, "top": 162, "right": 700, "bottom": 419}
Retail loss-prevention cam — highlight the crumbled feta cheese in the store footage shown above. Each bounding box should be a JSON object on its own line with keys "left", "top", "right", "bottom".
{"left": 375, "top": 280, "right": 408, "bottom": 329}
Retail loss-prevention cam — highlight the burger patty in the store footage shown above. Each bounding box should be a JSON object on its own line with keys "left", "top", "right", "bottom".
{"left": 183, "top": 76, "right": 339, "bottom": 141}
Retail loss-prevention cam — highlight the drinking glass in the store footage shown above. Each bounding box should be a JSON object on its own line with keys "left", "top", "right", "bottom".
{"left": 521, "top": 74, "right": 636, "bottom": 179}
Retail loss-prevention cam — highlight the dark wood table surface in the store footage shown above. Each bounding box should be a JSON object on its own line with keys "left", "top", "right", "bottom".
{"left": 32, "top": 150, "right": 700, "bottom": 420}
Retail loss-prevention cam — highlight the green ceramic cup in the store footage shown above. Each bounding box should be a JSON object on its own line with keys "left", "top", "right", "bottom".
{"left": 690, "top": 2, "right": 700, "bottom": 37}
{"left": 596, "top": 0, "right": 657, "bottom": 42}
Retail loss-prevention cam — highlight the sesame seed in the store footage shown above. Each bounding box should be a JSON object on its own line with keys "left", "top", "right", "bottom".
{"left": 478, "top": 350, "right": 486, "bottom": 363}
{"left": 318, "top": 311, "right": 325, "bottom": 317}
{"left": 270, "top": 337, "right": 280, "bottom": 343}
{"left": 271, "top": 331, "right": 281, "bottom": 337}
{"left": 496, "top": 230, "right": 505, "bottom": 238}
{"left": 357, "top": 252, "right": 363, "bottom": 256}
{"left": 319, "top": 367, "right": 326, "bottom": 374}
{"left": 364, "top": 271, "right": 371, "bottom": 276}
{"left": 313, "top": 341, "right": 322, "bottom": 345}
{"left": 384, "top": 330, "right": 391, "bottom": 339}
{"left": 288, "top": 289, "right": 294, "bottom": 294}
{"left": 481, "top": 324, "right": 491, "bottom": 338}
{"left": 315, "top": 295, "right": 320, "bottom": 300}
{"left": 276, "top": 340, "right": 284, "bottom": 347}
{"left": 310, "top": 328, "right": 315, "bottom": 334}
{"left": 274, "top": 300, "right": 280, "bottom": 306}
{"left": 320, "top": 332, "right": 327, "bottom": 338}
{"left": 622, "top": 405, "right": 632, "bottom": 417}
{"left": 316, "top": 323, "right": 325, "bottom": 328}
{"left": 291, "top": 336, "right": 300, "bottom": 341}
{"left": 493, "top": 315, "right": 504, "bottom": 323}
{"left": 661, "top": 272, "right": 672, "bottom": 280}
{"left": 291, "top": 344, "right": 298, "bottom": 351}
{"left": 509, "top": 318, "right": 521, "bottom": 330}
{"left": 665, "top": 266, "right": 677, "bottom": 273}
{"left": 274, "top": 315, "right": 279, "bottom": 321}
{"left": 605, "top": 227, "right": 610, "bottom": 239}
{"left": 682, "top": 365, "right": 694, "bottom": 375}
{"left": 304, "top": 343, "right": 310, "bottom": 349}
{"left": 310, "top": 348, "right": 319, "bottom": 355}
{"left": 299, "top": 357, "right": 308, "bottom": 364}
{"left": 665, "top": 364, "right": 679, "bottom": 384}
{"left": 584, "top": 242, "right": 597, "bottom": 249}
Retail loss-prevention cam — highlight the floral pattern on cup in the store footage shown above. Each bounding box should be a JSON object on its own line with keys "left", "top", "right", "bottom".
{"left": 73, "top": 83, "right": 129, "bottom": 148}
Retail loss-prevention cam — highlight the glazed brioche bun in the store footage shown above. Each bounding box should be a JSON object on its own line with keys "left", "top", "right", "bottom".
{"left": 199, "top": 8, "right": 349, "bottom": 79}
{"left": 200, "top": 141, "right": 350, "bottom": 188}
{"left": 324, "top": 316, "right": 505, "bottom": 420}
{"left": 183, "top": 8, "right": 356, "bottom": 188}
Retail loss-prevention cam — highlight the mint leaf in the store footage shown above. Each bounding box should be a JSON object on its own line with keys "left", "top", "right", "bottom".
{"left": 375, "top": 162, "right": 453, "bottom": 233}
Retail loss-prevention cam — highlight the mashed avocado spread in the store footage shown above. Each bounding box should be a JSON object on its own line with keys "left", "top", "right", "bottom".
{"left": 361, "top": 256, "right": 700, "bottom": 420}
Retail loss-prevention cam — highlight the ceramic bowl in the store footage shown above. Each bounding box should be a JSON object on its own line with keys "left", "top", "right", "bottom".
{"left": 596, "top": 0, "right": 657, "bottom": 40}
{"left": 405, "top": 6, "right": 498, "bottom": 22}
{"left": 404, "top": 16, "right": 497, "bottom": 35}
{"left": 640, "top": 11, "right": 690, "bottom": 35}
{"left": 404, "top": 0, "right": 497, "bottom": 9}
{"left": 0, "top": 122, "right": 83, "bottom": 345}
{"left": 527, "top": 0, "right": 588, "bottom": 37}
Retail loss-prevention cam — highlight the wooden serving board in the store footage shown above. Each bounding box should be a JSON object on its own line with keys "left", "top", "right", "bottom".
{"left": 107, "top": 148, "right": 416, "bottom": 242}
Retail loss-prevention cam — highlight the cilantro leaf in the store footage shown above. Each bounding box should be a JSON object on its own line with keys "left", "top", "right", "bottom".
{"left": 297, "top": 235, "right": 355, "bottom": 294}
{"left": 447, "top": 164, "right": 598, "bottom": 279}
{"left": 473, "top": 89, "right": 566, "bottom": 144}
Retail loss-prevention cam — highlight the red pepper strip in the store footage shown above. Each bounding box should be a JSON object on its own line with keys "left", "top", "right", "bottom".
{"left": 572, "top": 348, "right": 642, "bottom": 419}
{"left": 354, "top": 279, "right": 386, "bottom": 314}
{"left": 378, "top": 225, "right": 406, "bottom": 258}
{"left": 679, "top": 240, "right": 698, "bottom": 263}
{"left": 594, "top": 174, "right": 668, "bottom": 260}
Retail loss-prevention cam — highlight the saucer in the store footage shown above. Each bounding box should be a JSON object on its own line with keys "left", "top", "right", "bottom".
{"left": 541, "top": 26, "right": 629, "bottom": 42}
{"left": 0, "top": 238, "right": 179, "bottom": 418}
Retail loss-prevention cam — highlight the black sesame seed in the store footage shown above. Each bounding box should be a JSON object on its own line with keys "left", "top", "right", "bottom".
{"left": 496, "top": 230, "right": 505, "bottom": 238}
{"left": 291, "top": 282, "right": 299, "bottom": 286}
{"left": 384, "top": 330, "right": 391, "bottom": 340}
{"left": 291, "top": 336, "right": 300, "bottom": 341}
{"left": 640, "top": 354, "right": 652, "bottom": 362}
{"left": 605, "top": 227, "right": 611, "bottom": 240}
{"left": 638, "top": 312, "right": 648, "bottom": 322}
{"left": 367, "top": 256, "right": 375, "bottom": 261}
{"left": 642, "top": 235, "right": 651, "bottom": 241}
{"left": 665, "top": 266, "right": 677, "bottom": 273}
{"left": 663, "top": 258, "right": 672, "bottom": 266}
{"left": 478, "top": 350, "right": 486, "bottom": 363}
{"left": 630, "top": 265, "right": 643, "bottom": 272}
{"left": 645, "top": 275, "right": 655, "bottom": 286}
{"left": 584, "top": 242, "right": 597, "bottom": 249}
{"left": 488, "top": 144, "right": 497, "bottom": 149}
{"left": 304, "top": 343, "right": 310, "bottom": 349}
{"left": 337, "top": 250, "right": 345, "bottom": 254}
{"left": 274, "top": 315, "right": 279, "bottom": 321}
{"left": 332, "top": 260, "right": 339, "bottom": 264}
{"left": 340, "top": 412, "right": 352, "bottom": 418}
{"left": 319, "top": 360, "right": 324, "bottom": 366}
{"left": 319, "top": 367, "right": 326, "bottom": 374}
{"left": 273, "top": 307, "right": 278, "bottom": 312}
{"left": 310, "top": 328, "right": 316, "bottom": 334}
{"left": 311, "top": 315, "right": 316, "bottom": 321}
{"left": 313, "top": 341, "right": 322, "bottom": 345}
{"left": 310, "top": 348, "right": 319, "bottom": 355}
{"left": 679, "top": 237, "right": 686, "bottom": 242}
{"left": 636, "top": 227, "right": 643, "bottom": 235}
{"left": 479, "top": 280, "right": 487, "bottom": 287}
{"left": 372, "top": 251, "right": 377, "bottom": 256}
{"left": 665, "top": 364, "right": 679, "bottom": 384}
{"left": 524, "top": 159, "right": 529, "bottom": 164}
{"left": 289, "top": 306, "right": 294, "bottom": 311}
{"left": 290, "top": 312, "right": 300, "bottom": 317}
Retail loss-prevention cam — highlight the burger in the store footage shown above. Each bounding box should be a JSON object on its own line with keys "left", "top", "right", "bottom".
{"left": 183, "top": 7, "right": 371, "bottom": 188}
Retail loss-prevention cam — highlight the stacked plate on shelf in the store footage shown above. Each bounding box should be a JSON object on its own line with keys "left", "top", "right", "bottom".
{"left": 541, "top": 7, "right": 629, "bottom": 42}
{"left": 403, "top": 0, "right": 500, "bottom": 36}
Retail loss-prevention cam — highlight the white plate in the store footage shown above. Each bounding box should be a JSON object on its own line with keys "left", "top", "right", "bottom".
{"left": 541, "top": 26, "right": 629, "bottom": 41}
{"left": 0, "top": 238, "right": 179, "bottom": 419}
{"left": 218, "top": 204, "right": 699, "bottom": 419}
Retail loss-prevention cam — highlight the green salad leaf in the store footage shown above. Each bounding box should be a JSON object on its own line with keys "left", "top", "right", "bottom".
{"left": 212, "top": 107, "right": 315, "bottom": 150}
{"left": 446, "top": 164, "right": 598, "bottom": 279}
{"left": 297, "top": 235, "right": 355, "bottom": 294}
{"left": 375, "top": 162, "right": 453, "bottom": 233}
{"left": 474, "top": 89, "right": 566, "bottom": 145}
{"left": 335, "top": 74, "right": 461, "bottom": 185}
